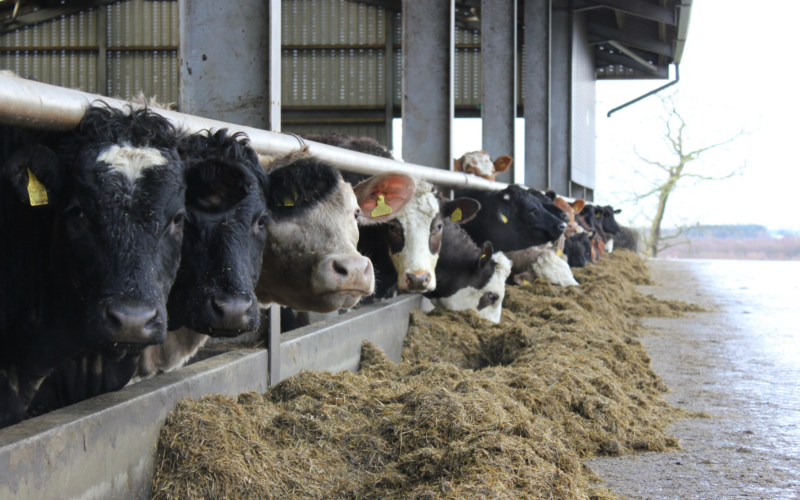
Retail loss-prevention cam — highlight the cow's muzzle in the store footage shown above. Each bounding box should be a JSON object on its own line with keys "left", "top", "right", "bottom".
{"left": 102, "top": 301, "right": 166, "bottom": 346}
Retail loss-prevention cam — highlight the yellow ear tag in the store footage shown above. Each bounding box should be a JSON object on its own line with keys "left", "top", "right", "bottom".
{"left": 371, "top": 194, "right": 393, "bottom": 218}
{"left": 500, "top": 213, "right": 508, "bottom": 223}
{"left": 556, "top": 249, "right": 563, "bottom": 257}
{"left": 26, "top": 168, "right": 48, "bottom": 206}
{"left": 522, "top": 279, "right": 530, "bottom": 285}
{"left": 451, "top": 207, "right": 463, "bottom": 222}
{"left": 480, "top": 253, "right": 486, "bottom": 260}
{"left": 282, "top": 196, "right": 294, "bottom": 207}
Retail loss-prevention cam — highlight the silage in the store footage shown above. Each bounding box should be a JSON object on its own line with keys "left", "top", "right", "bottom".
{"left": 151, "top": 250, "right": 702, "bottom": 500}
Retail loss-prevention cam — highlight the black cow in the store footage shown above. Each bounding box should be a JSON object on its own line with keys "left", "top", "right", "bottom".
{"left": 1, "top": 105, "right": 187, "bottom": 428}
{"left": 455, "top": 185, "right": 567, "bottom": 252}
{"left": 27, "top": 128, "right": 271, "bottom": 416}
{"left": 563, "top": 232, "right": 593, "bottom": 268}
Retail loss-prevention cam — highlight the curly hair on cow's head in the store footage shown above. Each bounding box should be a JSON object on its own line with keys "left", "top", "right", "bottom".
{"left": 180, "top": 129, "right": 268, "bottom": 211}
{"left": 178, "top": 129, "right": 259, "bottom": 170}
{"left": 60, "top": 103, "right": 182, "bottom": 161}
{"left": 266, "top": 156, "right": 342, "bottom": 220}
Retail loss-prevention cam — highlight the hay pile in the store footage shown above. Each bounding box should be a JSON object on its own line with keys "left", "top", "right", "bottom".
{"left": 151, "top": 250, "right": 702, "bottom": 500}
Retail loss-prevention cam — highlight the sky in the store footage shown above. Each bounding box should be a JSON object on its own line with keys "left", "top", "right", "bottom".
{"left": 394, "top": 0, "right": 800, "bottom": 231}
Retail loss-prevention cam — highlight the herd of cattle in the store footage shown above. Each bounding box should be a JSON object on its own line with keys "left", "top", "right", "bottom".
{"left": 0, "top": 104, "right": 627, "bottom": 430}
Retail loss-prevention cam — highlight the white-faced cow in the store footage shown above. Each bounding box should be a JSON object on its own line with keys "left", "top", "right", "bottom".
{"left": 256, "top": 149, "right": 415, "bottom": 311}
{"left": 0, "top": 105, "right": 187, "bottom": 428}
{"left": 453, "top": 151, "right": 513, "bottom": 181}
{"left": 424, "top": 221, "right": 512, "bottom": 323}
{"left": 300, "top": 133, "right": 481, "bottom": 298}
{"left": 456, "top": 185, "right": 567, "bottom": 252}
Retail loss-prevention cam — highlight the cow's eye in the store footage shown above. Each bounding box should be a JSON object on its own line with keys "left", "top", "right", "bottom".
{"left": 432, "top": 222, "right": 443, "bottom": 234}
{"left": 258, "top": 214, "right": 269, "bottom": 228}
{"left": 354, "top": 209, "right": 361, "bottom": 220}
{"left": 172, "top": 210, "right": 186, "bottom": 227}
{"left": 65, "top": 204, "right": 83, "bottom": 219}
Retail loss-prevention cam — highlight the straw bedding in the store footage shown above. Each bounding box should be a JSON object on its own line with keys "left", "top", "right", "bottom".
{"left": 151, "top": 250, "right": 703, "bottom": 500}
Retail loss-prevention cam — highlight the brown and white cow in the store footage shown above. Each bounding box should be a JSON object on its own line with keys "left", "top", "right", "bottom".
{"left": 453, "top": 151, "right": 513, "bottom": 181}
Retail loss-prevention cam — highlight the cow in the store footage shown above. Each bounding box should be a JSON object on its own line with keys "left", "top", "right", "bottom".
{"left": 505, "top": 242, "right": 578, "bottom": 287}
{"left": 563, "top": 232, "right": 593, "bottom": 268}
{"left": 614, "top": 226, "right": 640, "bottom": 253}
{"left": 28, "top": 128, "right": 272, "bottom": 410}
{"left": 424, "top": 221, "right": 512, "bottom": 323}
{"left": 455, "top": 185, "right": 567, "bottom": 252}
{"left": 595, "top": 205, "right": 622, "bottom": 253}
{"left": 453, "top": 151, "right": 513, "bottom": 181}
{"left": 301, "top": 133, "right": 481, "bottom": 298}
{"left": 255, "top": 149, "right": 416, "bottom": 310}
{"left": 1, "top": 105, "right": 187, "bottom": 428}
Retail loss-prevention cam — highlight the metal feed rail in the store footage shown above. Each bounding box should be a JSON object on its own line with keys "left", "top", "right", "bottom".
{"left": 0, "top": 73, "right": 508, "bottom": 191}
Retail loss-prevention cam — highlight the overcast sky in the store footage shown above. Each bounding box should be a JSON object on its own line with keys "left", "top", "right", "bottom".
{"left": 395, "top": 0, "right": 800, "bottom": 231}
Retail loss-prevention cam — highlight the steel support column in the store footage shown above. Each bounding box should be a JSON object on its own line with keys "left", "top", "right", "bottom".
{"left": 179, "top": 0, "right": 271, "bottom": 129}
{"left": 267, "top": 0, "right": 282, "bottom": 385}
{"left": 401, "top": 0, "right": 454, "bottom": 171}
{"left": 523, "top": 0, "right": 551, "bottom": 190}
{"left": 384, "top": 8, "right": 395, "bottom": 151}
{"left": 550, "top": 2, "right": 572, "bottom": 195}
{"left": 481, "top": 0, "right": 517, "bottom": 184}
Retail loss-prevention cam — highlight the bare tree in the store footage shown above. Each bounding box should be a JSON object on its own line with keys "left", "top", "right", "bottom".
{"left": 632, "top": 94, "right": 746, "bottom": 257}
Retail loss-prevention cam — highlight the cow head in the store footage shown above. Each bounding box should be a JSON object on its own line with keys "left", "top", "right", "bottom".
{"left": 256, "top": 154, "right": 414, "bottom": 312}
{"left": 552, "top": 196, "right": 585, "bottom": 238}
{"left": 51, "top": 105, "right": 186, "bottom": 349}
{"left": 166, "top": 130, "right": 269, "bottom": 337}
{"left": 564, "top": 232, "right": 592, "bottom": 268}
{"left": 453, "top": 151, "right": 513, "bottom": 181}
{"left": 458, "top": 185, "right": 567, "bottom": 251}
{"left": 600, "top": 205, "right": 622, "bottom": 236}
{"left": 425, "top": 222, "right": 512, "bottom": 323}
{"left": 576, "top": 204, "right": 597, "bottom": 233}
{"left": 377, "top": 181, "right": 480, "bottom": 293}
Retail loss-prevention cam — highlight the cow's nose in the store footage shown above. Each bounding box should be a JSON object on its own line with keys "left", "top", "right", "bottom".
{"left": 404, "top": 272, "right": 431, "bottom": 291}
{"left": 331, "top": 256, "right": 372, "bottom": 280}
{"left": 210, "top": 294, "right": 255, "bottom": 328}
{"left": 105, "top": 303, "right": 163, "bottom": 344}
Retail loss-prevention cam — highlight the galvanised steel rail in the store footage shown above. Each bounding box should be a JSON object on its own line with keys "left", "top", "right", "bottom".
{"left": 0, "top": 73, "right": 508, "bottom": 191}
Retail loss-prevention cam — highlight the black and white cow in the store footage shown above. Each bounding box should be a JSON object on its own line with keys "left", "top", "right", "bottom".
{"left": 0, "top": 105, "right": 187, "bottom": 428}
{"left": 595, "top": 205, "right": 622, "bottom": 252}
{"left": 301, "top": 133, "right": 481, "bottom": 298}
{"left": 456, "top": 185, "right": 567, "bottom": 252}
{"left": 424, "top": 221, "right": 512, "bottom": 323}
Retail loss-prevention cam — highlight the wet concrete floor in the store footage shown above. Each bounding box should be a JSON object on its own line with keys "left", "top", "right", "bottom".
{"left": 587, "top": 259, "right": 800, "bottom": 499}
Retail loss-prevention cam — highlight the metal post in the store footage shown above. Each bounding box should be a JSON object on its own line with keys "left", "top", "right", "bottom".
{"left": 384, "top": 9, "right": 395, "bottom": 151}
{"left": 267, "top": 0, "right": 281, "bottom": 133}
{"left": 179, "top": 0, "right": 271, "bottom": 129}
{"left": 267, "top": 0, "right": 282, "bottom": 386}
{"left": 481, "top": 0, "right": 517, "bottom": 184}
{"left": 549, "top": 1, "right": 571, "bottom": 195}
{"left": 523, "top": 0, "right": 550, "bottom": 190}
{"left": 401, "top": 0, "right": 454, "bottom": 171}
{"left": 96, "top": 4, "right": 107, "bottom": 96}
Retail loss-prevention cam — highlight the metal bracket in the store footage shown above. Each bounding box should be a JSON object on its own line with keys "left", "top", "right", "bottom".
{"left": 607, "top": 63, "right": 679, "bottom": 117}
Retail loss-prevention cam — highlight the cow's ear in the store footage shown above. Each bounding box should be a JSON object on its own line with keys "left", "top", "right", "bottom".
{"left": 453, "top": 157, "right": 463, "bottom": 172}
{"left": 493, "top": 155, "right": 513, "bottom": 173}
{"left": 477, "top": 241, "right": 494, "bottom": 269}
{"left": 613, "top": 208, "right": 622, "bottom": 214}
{"left": 443, "top": 197, "right": 481, "bottom": 224}
{"left": 512, "top": 270, "right": 534, "bottom": 286}
{"left": 571, "top": 199, "right": 585, "bottom": 213}
{"left": 353, "top": 172, "right": 416, "bottom": 223}
{"left": 3, "top": 145, "right": 63, "bottom": 206}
